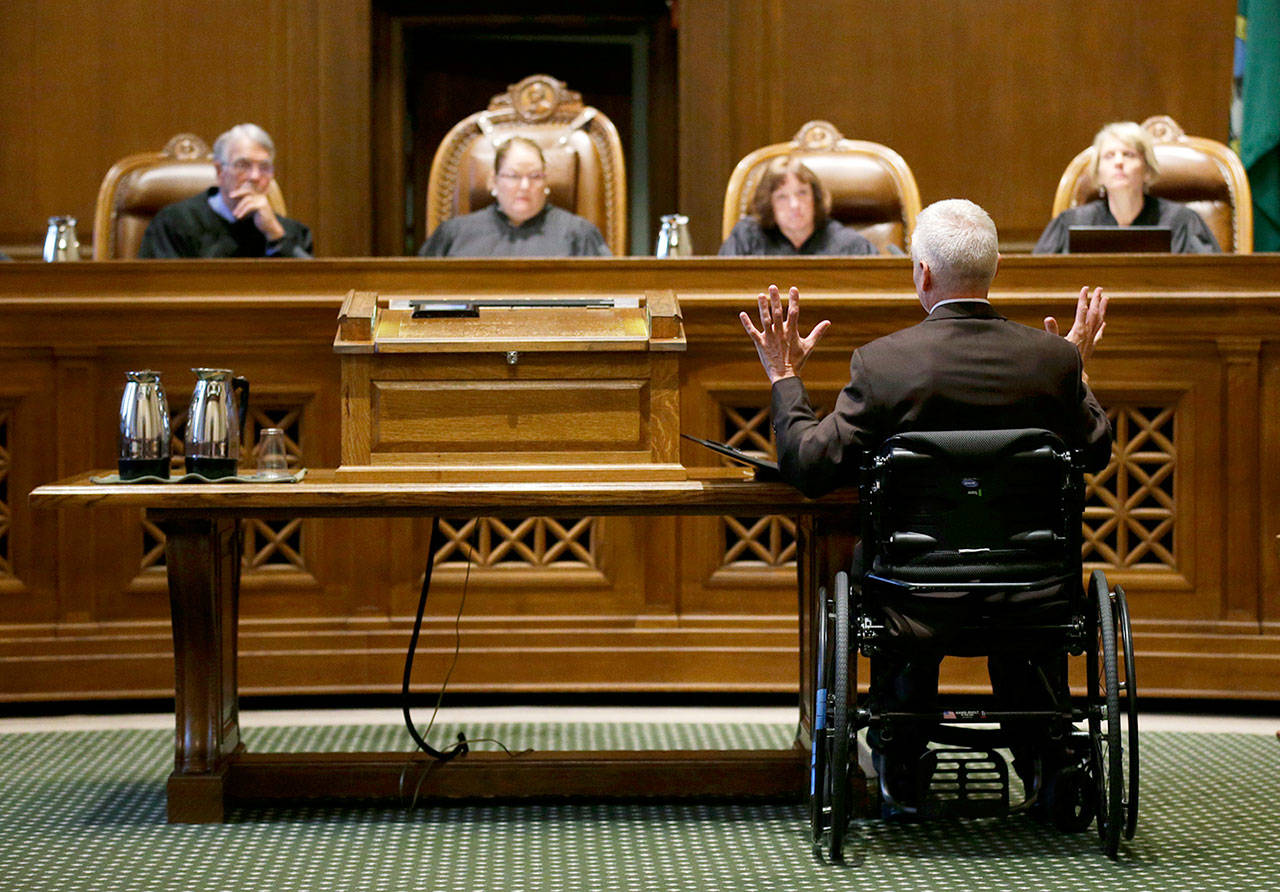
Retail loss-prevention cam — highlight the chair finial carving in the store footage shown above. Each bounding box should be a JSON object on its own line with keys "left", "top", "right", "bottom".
{"left": 1140, "top": 115, "right": 1185, "bottom": 143}
{"left": 793, "top": 120, "right": 843, "bottom": 152}
{"left": 489, "top": 74, "right": 584, "bottom": 124}
{"left": 162, "top": 133, "right": 211, "bottom": 161}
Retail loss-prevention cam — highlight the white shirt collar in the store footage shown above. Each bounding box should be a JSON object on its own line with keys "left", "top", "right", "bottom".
{"left": 928, "top": 297, "right": 991, "bottom": 314}
{"left": 207, "top": 190, "right": 236, "bottom": 224}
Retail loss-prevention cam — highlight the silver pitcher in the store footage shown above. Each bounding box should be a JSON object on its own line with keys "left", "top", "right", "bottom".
{"left": 655, "top": 214, "right": 693, "bottom": 258}
{"left": 184, "top": 368, "right": 250, "bottom": 478}
{"left": 43, "top": 216, "right": 81, "bottom": 262}
{"left": 118, "top": 370, "right": 171, "bottom": 480}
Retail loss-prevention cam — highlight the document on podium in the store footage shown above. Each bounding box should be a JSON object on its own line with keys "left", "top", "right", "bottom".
{"left": 682, "top": 434, "right": 780, "bottom": 480}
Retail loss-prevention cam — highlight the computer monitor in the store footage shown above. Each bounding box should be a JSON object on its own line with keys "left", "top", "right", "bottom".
{"left": 1067, "top": 225, "right": 1173, "bottom": 254}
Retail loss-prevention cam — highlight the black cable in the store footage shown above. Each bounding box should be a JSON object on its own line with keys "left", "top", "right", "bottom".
{"left": 401, "top": 516, "right": 468, "bottom": 763}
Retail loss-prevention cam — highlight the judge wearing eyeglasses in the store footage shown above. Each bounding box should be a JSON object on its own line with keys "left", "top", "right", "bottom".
{"left": 139, "top": 123, "right": 313, "bottom": 258}
{"left": 418, "top": 136, "right": 610, "bottom": 257}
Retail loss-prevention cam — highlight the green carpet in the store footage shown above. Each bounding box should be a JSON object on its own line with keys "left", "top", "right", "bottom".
{"left": 0, "top": 721, "right": 1276, "bottom": 891}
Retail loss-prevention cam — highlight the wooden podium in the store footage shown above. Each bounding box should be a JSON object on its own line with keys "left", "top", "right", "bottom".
{"left": 334, "top": 290, "right": 687, "bottom": 481}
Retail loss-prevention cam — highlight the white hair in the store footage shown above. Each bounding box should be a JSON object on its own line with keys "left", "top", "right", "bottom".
{"left": 910, "top": 199, "right": 999, "bottom": 293}
{"left": 212, "top": 123, "right": 275, "bottom": 164}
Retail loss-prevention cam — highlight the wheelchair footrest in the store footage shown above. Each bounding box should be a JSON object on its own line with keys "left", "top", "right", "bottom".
{"left": 918, "top": 747, "right": 1010, "bottom": 819}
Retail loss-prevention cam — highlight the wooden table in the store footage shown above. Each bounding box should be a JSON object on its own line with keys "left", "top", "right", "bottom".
{"left": 31, "top": 469, "right": 857, "bottom": 822}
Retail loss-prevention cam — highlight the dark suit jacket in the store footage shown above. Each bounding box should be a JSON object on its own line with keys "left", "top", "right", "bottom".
{"left": 771, "top": 300, "right": 1113, "bottom": 498}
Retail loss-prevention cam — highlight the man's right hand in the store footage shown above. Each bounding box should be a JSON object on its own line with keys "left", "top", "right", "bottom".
{"left": 739, "top": 284, "right": 830, "bottom": 384}
{"left": 1044, "top": 286, "right": 1107, "bottom": 366}
{"left": 228, "top": 185, "right": 286, "bottom": 242}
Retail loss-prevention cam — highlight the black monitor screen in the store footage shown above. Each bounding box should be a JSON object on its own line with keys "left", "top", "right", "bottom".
{"left": 1067, "top": 225, "right": 1173, "bottom": 253}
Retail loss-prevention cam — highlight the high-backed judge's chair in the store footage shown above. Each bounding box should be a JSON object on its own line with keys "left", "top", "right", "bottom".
{"left": 1050, "top": 115, "right": 1253, "bottom": 253}
{"left": 721, "top": 120, "right": 922, "bottom": 254}
{"left": 92, "top": 133, "right": 289, "bottom": 259}
{"left": 425, "top": 74, "right": 628, "bottom": 256}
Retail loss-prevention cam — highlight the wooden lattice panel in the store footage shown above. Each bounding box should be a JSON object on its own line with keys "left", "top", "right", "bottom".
{"left": 721, "top": 404, "right": 795, "bottom": 569}
{"left": 141, "top": 402, "right": 310, "bottom": 573}
{"left": 1083, "top": 404, "right": 1176, "bottom": 570}
{"left": 243, "top": 407, "right": 306, "bottom": 571}
{"left": 0, "top": 407, "right": 10, "bottom": 577}
{"left": 436, "top": 516, "right": 597, "bottom": 569}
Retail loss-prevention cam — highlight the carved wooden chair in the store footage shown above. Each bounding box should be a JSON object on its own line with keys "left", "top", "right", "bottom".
{"left": 1050, "top": 115, "right": 1253, "bottom": 253}
{"left": 721, "top": 120, "right": 922, "bottom": 254}
{"left": 92, "top": 133, "right": 288, "bottom": 259}
{"left": 425, "top": 74, "right": 628, "bottom": 256}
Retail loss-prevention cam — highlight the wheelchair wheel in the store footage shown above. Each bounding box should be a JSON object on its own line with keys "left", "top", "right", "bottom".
{"left": 1046, "top": 764, "right": 1095, "bottom": 833}
{"left": 809, "top": 586, "right": 832, "bottom": 852}
{"left": 1088, "top": 570, "right": 1124, "bottom": 857}
{"left": 1115, "top": 583, "right": 1140, "bottom": 840}
{"left": 828, "top": 570, "right": 852, "bottom": 862}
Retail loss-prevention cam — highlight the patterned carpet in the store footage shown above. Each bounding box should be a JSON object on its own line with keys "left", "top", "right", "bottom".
{"left": 0, "top": 719, "right": 1277, "bottom": 891}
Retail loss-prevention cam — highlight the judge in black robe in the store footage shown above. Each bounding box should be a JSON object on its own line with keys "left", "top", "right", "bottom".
{"left": 139, "top": 123, "right": 312, "bottom": 259}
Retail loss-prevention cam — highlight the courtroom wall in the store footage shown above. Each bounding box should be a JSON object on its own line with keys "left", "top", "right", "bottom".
{"left": 0, "top": 1, "right": 1235, "bottom": 257}
{"left": 0, "top": 0, "right": 371, "bottom": 257}
{"left": 677, "top": 0, "right": 1237, "bottom": 251}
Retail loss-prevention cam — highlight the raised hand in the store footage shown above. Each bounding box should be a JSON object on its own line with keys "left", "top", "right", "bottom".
{"left": 1044, "top": 286, "right": 1107, "bottom": 365}
{"left": 739, "top": 285, "right": 830, "bottom": 384}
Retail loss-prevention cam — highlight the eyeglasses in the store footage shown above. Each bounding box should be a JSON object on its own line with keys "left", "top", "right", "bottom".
{"left": 496, "top": 171, "right": 546, "bottom": 184}
{"left": 228, "top": 158, "right": 274, "bottom": 175}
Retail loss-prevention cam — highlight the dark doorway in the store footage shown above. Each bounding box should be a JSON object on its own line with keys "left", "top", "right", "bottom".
{"left": 372, "top": 4, "right": 677, "bottom": 256}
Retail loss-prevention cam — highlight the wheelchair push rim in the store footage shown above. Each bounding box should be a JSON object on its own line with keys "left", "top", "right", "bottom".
{"left": 809, "top": 585, "right": 831, "bottom": 852}
{"left": 1088, "top": 569, "right": 1129, "bottom": 858}
{"left": 827, "top": 570, "right": 853, "bottom": 862}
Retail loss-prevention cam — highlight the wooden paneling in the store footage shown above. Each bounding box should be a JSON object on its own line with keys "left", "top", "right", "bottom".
{"left": 0, "top": 0, "right": 370, "bottom": 257}
{"left": 0, "top": 1, "right": 1234, "bottom": 257}
{"left": 677, "top": 0, "right": 1236, "bottom": 251}
{"left": 3, "top": 256, "right": 1280, "bottom": 704}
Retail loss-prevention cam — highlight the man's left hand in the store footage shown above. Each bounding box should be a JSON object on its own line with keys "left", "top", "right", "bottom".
{"left": 1044, "top": 286, "right": 1107, "bottom": 366}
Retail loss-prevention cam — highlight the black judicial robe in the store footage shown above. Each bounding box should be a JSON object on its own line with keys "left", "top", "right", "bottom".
{"left": 139, "top": 187, "right": 313, "bottom": 259}
{"left": 718, "top": 217, "right": 878, "bottom": 256}
{"left": 1032, "top": 195, "right": 1220, "bottom": 254}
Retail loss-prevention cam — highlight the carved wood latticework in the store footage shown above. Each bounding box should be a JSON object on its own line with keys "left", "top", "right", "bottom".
{"left": 140, "top": 401, "right": 310, "bottom": 574}
{"left": 0, "top": 407, "right": 10, "bottom": 577}
{"left": 435, "top": 517, "right": 598, "bottom": 569}
{"left": 721, "top": 404, "right": 796, "bottom": 569}
{"left": 715, "top": 399, "right": 1172, "bottom": 575}
{"left": 1083, "top": 404, "right": 1176, "bottom": 570}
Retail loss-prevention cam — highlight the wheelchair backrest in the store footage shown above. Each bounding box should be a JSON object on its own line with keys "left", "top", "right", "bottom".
{"left": 862, "top": 428, "right": 1083, "bottom": 584}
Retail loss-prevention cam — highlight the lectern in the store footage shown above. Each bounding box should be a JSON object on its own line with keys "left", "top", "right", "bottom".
{"left": 334, "top": 290, "right": 687, "bottom": 481}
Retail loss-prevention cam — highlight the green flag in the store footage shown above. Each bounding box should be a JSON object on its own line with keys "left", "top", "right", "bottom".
{"left": 1233, "top": 0, "right": 1280, "bottom": 251}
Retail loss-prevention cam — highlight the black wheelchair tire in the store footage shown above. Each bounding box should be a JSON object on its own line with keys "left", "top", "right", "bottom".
{"left": 1092, "top": 570, "right": 1124, "bottom": 857}
{"left": 1047, "top": 764, "right": 1096, "bottom": 833}
{"left": 1115, "top": 583, "right": 1140, "bottom": 841}
{"left": 810, "top": 585, "right": 831, "bottom": 852}
{"left": 828, "top": 570, "right": 852, "bottom": 862}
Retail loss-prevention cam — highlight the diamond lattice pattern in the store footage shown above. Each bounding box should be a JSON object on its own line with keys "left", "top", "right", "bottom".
{"left": 435, "top": 517, "right": 597, "bottom": 568}
{"left": 1083, "top": 404, "right": 1176, "bottom": 570}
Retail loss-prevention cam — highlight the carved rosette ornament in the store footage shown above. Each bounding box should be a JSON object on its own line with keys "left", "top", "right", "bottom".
{"left": 490, "top": 74, "right": 584, "bottom": 123}
{"left": 1141, "top": 115, "right": 1186, "bottom": 144}
{"left": 163, "top": 133, "right": 212, "bottom": 161}
{"left": 793, "top": 120, "right": 843, "bottom": 151}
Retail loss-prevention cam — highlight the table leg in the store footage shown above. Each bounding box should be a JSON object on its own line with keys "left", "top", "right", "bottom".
{"left": 161, "top": 517, "right": 243, "bottom": 822}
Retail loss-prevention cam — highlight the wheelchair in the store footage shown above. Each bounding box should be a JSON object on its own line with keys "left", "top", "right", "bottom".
{"left": 810, "top": 429, "right": 1139, "bottom": 860}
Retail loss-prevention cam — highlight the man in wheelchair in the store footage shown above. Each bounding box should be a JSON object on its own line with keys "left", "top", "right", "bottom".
{"left": 740, "top": 199, "right": 1113, "bottom": 826}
